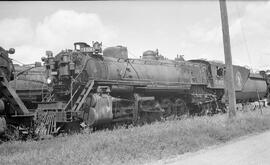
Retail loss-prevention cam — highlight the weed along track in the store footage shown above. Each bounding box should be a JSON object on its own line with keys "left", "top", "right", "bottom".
{"left": 1, "top": 109, "right": 270, "bottom": 165}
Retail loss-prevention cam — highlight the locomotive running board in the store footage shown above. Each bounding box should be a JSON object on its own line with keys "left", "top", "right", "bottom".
{"left": 71, "top": 80, "right": 95, "bottom": 112}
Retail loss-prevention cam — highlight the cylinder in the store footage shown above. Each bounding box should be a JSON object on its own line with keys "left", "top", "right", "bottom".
{"left": 83, "top": 94, "right": 113, "bottom": 126}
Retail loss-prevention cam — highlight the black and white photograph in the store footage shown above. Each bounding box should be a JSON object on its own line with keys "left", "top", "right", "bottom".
{"left": 0, "top": 0, "right": 270, "bottom": 164}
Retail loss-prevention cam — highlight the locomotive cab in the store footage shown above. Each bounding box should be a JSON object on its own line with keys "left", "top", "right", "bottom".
{"left": 189, "top": 59, "right": 268, "bottom": 104}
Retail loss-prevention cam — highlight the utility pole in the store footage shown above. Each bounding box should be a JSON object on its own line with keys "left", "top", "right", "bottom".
{"left": 219, "top": 0, "right": 236, "bottom": 118}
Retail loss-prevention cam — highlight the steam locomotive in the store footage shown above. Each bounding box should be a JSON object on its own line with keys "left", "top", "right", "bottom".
{"left": 35, "top": 41, "right": 269, "bottom": 135}
{"left": 0, "top": 41, "right": 269, "bottom": 139}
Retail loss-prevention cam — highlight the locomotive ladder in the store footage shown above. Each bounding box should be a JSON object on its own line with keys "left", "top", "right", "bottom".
{"left": 42, "top": 92, "right": 55, "bottom": 102}
{"left": 70, "top": 80, "right": 94, "bottom": 112}
{"left": 0, "top": 77, "right": 29, "bottom": 115}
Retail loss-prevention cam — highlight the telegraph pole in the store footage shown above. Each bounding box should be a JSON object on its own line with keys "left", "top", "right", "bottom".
{"left": 219, "top": 0, "right": 236, "bottom": 118}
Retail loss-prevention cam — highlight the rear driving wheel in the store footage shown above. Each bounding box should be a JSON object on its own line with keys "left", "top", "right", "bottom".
{"left": 161, "top": 99, "right": 173, "bottom": 119}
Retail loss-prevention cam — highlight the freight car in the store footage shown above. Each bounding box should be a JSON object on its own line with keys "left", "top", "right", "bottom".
{"left": 0, "top": 47, "right": 34, "bottom": 139}
{"left": 9, "top": 64, "right": 49, "bottom": 110}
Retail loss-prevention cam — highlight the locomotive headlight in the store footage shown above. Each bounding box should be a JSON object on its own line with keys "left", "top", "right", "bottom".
{"left": 46, "top": 77, "right": 53, "bottom": 84}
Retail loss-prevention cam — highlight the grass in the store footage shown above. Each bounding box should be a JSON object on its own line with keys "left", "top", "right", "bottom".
{"left": 1, "top": 109, "right": 270, "bottom": 165}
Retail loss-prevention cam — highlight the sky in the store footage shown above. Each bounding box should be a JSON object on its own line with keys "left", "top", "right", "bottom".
{"left": 0, "top": 1, "right": 269, "bottom": 71}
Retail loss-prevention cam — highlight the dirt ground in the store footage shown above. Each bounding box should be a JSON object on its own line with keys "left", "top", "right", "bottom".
{"left": 150, "top": 130, "right": 270, "bottom": 165}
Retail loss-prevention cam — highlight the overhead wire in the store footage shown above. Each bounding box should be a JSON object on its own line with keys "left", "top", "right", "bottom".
{"left": 235, "top": 2, "right": 253, "bottom": 71}
{"left": 235, "top": 2, "right": 264, "bottom": 99}
{"left": 10, "top": 58, "right": 26, "bottom": 65}
{"left": 127, "top": 49, "right": 138, "bottom": 59}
